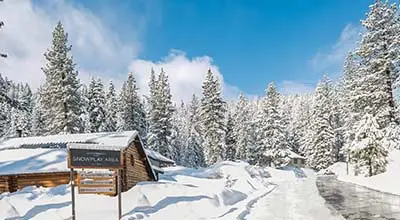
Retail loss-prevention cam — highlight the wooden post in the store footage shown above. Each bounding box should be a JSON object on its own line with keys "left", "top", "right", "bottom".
{"left": 118, "top": 169, "right": 122, "bottom": 219}
{"left": 70, "top": 168, "right": 76, "bottom": 220}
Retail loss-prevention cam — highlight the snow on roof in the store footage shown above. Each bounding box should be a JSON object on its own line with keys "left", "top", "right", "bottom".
{"left": 0, "top": 131, "right": 138, "bottom": 150}
{"left": 0, "top": 148, "right": 68, "bottom": 175}
{"left": 68, "top": 143, "right": 127, "bottom": 151}
{"left": 287, "top": 150, "right": 306, "bottom": 159}
{"left": 145, "top": 149, "right": 175, "bottom": 164}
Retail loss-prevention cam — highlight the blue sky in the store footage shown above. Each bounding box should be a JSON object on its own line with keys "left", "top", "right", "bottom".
{"left": 4, "top": 0, "right": 372, "bottom": 99}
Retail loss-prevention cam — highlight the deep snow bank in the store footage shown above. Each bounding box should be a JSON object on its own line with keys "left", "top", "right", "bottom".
{"left": 0, "top": 161, "right": 274, "bottom": 220}
{"left": 321, "top": 150, "right": 400, "bottom": 195}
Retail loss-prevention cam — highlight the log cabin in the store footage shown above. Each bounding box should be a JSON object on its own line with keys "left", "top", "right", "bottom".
{"left": 0, "top": 131, "right": 157, "bottom": 194}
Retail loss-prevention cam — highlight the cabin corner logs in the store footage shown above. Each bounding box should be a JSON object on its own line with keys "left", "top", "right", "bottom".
{"left": 0, "top": 137, "right": 156, "bottom": 194}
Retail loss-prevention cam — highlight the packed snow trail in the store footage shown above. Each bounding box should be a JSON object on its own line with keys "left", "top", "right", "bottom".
{"left": 317, "top": 176, "right": 400, "bottom": 220}
{"left": 246, "top": 167, "right": 344, "bottom": 220}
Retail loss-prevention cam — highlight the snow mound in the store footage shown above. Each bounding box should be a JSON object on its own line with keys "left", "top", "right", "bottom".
{"left": 330, "top": 150, "right": 400, "bottom": 195}
{"left": 0, "top": 161, "right": 274, "bottom": 220}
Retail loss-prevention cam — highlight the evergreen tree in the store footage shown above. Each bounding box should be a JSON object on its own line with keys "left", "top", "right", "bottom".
{"left": 170, "top": 101, "right": 187, "bottom": 164}
{"left": 356, "top": 0, "right": 399, "bottom": 129}
{"left": 103, "top": 81, "right": 118, "bottom": 132}
{"left": 79, "top": 84, "right": 90, "bottom": 133}
{"left": 41, "top": 21, "right": 81, "bottom": 134}
{"left": 182, "top": 94, "right": 205, "bottom": 167}
{"left": 224, "top": 112, "right": 236, "bottom": 161}
{"left": 262, "top": 82, "right": 290, "bottom": 168}
{"left": 147, "top": 69, "right": 173, "bottom": 158}
{"left": 31, "top": 89, "right": 46, "bottom": 136}
{"left": 119, "top": 73, "right": 147, "bottom": 138}
{"left": 233, "top": 94, "right": 250, "bottom": 161}
{"left": 308, "top": 76, "right": 335, "bottom": 170}
{"left": 349, "top": 111, "right": 388, "bottom": 177}
{"left": 200, "top": 69, "right": 226, "bottom": 164}
{"left": 87, "top": 77, "right": 106, "bottom": 132}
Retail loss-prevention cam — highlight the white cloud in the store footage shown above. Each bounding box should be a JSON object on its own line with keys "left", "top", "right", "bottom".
{"left": 310, "top": 23, "right": 362, "bottom": 77}
{"left": 0, "top": 0, "right": 139, "bottom": 89}
{"left": 129, "top": 50, "right": 241, "bottom": 102}
{"left": 279, "top": 81, "right": 315, "bottom": 95}
{"left": 0, "top": 0, "right": 240, "bottom": 102}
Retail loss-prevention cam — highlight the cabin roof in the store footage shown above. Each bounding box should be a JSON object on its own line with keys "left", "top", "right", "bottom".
{"left": 287, "top": 150, "right": 306, "bottom": 159}
{"left": 0, "top": 148, "right": 68, "bottom": 175}
{"left": 0, "top": 131, "right": 138, "bottom": 150}
{"left": 0, "top": 131, "right": 159, "bottom": 180}
{"left": 145, "top": 149, "right": 175, "bottom": 164}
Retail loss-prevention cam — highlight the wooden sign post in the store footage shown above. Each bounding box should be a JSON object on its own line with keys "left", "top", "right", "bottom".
{"left": 67, "top": 144, "right": 123, "bottom": 220}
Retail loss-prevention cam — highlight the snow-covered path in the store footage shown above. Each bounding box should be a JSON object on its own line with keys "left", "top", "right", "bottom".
{"left": 246, "top": 168, "right": 344, "bottom": 220}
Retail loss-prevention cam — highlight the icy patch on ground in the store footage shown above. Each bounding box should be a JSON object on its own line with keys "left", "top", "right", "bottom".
{"left": 247, "top": 168, "right": 345, "bottom": 220}
{"left": 0, "top": 161, "right": 274, "bottom": 220}
{"left": 322, "top": 150, "right": 400, "bottom": 195}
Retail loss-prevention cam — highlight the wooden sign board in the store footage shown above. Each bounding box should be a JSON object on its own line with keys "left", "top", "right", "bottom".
{"left": 77, "top": 171, "right": 116, "bottom": 195}
{"left": 68, "top": 148, "right": 123, "bottom": 169}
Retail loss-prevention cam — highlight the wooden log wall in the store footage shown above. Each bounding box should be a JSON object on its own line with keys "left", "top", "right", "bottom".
{"left": 122, "top": 140, "right": 153, "bottom": 192}
{"left": 0, "top": 172, "right": 76, "bottom": 193}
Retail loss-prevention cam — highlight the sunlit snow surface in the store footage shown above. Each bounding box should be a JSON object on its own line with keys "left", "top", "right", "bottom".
{"left": 324, "top": 149, "right": 400, "bottom": 195}
{"left": 0, "top": 161, "right": 340, "bottom": 220}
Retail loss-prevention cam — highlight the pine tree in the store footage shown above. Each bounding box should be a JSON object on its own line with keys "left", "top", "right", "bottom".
{"left": 356, "top": 0, "right": 399, "bottom": 129}
{"left": 31, "top": 90, "right": 46, "bottom": 136}
{"left": 103, "top": 81, "right": 118, "bottom": 132}
{"left": 200, "top": 69, "right": 226, "bottom": 165}
{"left": 147, "top": 69, "right": 174, "bottom": 158}
{"left": 182, "top": 94, "right": 205, "bottom": 167}
{"left": 308, "top": 76, "right": 336, "bottom": 170}
{"left": 170, "top": 101, "right": 187, "bottom": 164}
{"left": 262, "top": 82, "right": 290, "bottom": 168}
{"left": 349, "top": 111, "right": 388, "bottom": 177}
{"left": 233, "top": 94, "right": 250, "bottom": 161}
{"left": 224, "top": 112, "right": 236, "bottom": 161}
{"left": 87, "top": 77, "right": 106, "bottom": 132}
{"left": 17, "top": 84, "right": 32, "bottom": 136}
{"left": 41, "top": 21, "right": 81, "bottom": 134}
{"left": 119, "top": 73, "right": 147, "bottom": 138}
{"left": 79, "top": 84, "right": 90, "bottom": 133}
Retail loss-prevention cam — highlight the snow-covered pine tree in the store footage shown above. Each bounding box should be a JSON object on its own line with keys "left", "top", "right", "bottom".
{"left": 41, "top": 21, "right": 81, "bottom": 134}
{"left": 119, "top": 73, "right": 147, "bottom": 138}
{"left": 147, "top": 69, "right": 174, "bottom": 158}
{"left": 103, "top": 80, "right": 118, "bottom": 132}
{"left": 356, "top": 0, "right": 400, "bottom": 130}
{"left": 349, "top": 111, "right": 388, "bottom": 177}
{"left": 87, "top": 77, "right": 106, "bottom": 132}
{"left": 233, "top": 94, "right": 250, "bottom": 161}
{"left": 330, "top": 82, "right": 345, "bottom": 162}
{"left": 182, "top": 94, "right": 205, "bottom": 167}
{"left": 79, "top": 84, "right": 90, "bottom": 133}
{"left": 17, "top": 84, "right": 32, "bottom": 136}
{"left": 246, "top": 99, "right": 260, "bottom": 165}
{"left": 31, "top": 88, "right": 47, "bottom": 136}
{"left": 224, "top": 112, "right": 236, "bottom": 161}
{"left": 200, "top": 69, "right": 226, "bottom": 165}
{"left": 261, "top": 82, "right": 290, "bottom": 168}
{"left": 170, "top": 101, "right": 187, "bottom": 164}
{"left": 308, "top": 76, "right": 336, "bottom": 170}
{"left": 147, "top": 69, "right": 161, "bottom": 150}
{"left": 0, "top": 76, "right": 11, "bottom": 137}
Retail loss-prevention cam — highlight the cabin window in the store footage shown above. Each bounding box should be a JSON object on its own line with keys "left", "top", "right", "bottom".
{"left": 130, "top": 154, "right": 135, "bottom": 166}
{"left": 293, "top": 158, "right": 298, "bottom": 164}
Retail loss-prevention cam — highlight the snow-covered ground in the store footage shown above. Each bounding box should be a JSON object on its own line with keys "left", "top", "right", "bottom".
{"left": 0, "top": 161, "right": 341, "bottom": 220}
{"left": 322, "top": 149, "right": 400, "bottom": 195}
